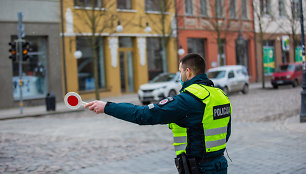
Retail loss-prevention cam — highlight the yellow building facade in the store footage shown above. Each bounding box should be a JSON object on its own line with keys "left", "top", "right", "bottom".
{"left": 60, "top": 0, "right": 178, "bottom": 100}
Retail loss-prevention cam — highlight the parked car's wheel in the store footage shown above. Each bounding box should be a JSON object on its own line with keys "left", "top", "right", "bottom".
{"left": 292, "top": 79, "right": 298, "bottom": 87}
{"left": 241, "top": 84, "right": 249, "bottom": 94}
{"left": 141, "top": 101, "right": 150, "bottom": 105}
{"left": 222, "top": 86, "right": 229, "bottom": 95}
{"left": 273, "top": 84, "right": 278, "bottom": 89}
{"left": 168, "top": 89, "right": 177, "bottom": 97}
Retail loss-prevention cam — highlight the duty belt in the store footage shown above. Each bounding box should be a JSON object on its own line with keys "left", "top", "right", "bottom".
{"left": 195, "top": 153, "right": 224, "bottom": 164}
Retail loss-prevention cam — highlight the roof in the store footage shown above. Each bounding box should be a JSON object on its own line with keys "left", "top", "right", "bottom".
{"left": 207, "top": 65, "right": 246, "bottom": 71}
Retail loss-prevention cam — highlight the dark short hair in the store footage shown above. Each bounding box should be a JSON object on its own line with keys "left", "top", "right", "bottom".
{"left": 180, "top": 53, "right": 206, "bottom": 75}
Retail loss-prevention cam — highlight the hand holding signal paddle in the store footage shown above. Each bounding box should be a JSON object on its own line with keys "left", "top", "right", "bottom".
{"left": 64, "top": 92, "right": 88, "bottom": 109}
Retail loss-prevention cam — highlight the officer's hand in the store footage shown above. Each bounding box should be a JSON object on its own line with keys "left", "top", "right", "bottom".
{"left": 85, "top": 100, "right": 107, "bottom": 114}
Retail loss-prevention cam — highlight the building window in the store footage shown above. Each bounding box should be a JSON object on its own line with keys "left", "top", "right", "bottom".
{"left": 218, "top": 39, "right": 226, "bottom": 66}
{"left": 147, "top": 38, "right": 163, "bottom": 80}
{"left": 200, "top": 0, "right": 207, "bottom": 16}
{"left": 187, "top": 38, "right": 206, "bottom": 59}
{"left": 146, "top": 0, "right": 166, "bottom": 12}
{"left": 74, "top": 0, "right": 102, "bottom": 8}
{"left": 260, "top": 0, "right": 270, "bottom": 16}
{"left": 215, "top": 0, "right": 223, "bottom": 18}
{"left": 229, "top": 0, "right": 236, "bottom": 18}
{"left": 185, "top": 0, "right": 193, "bottom": 15}
{"left": 11, "top": 36, "right": 48, "bottom": 100}
{"left": 279, "top": 0, "right": 285, "bottom": 17}
{"left": 76, "top": 37, "right": 106, "bottom": 91}
{"left": 291, "top": 0, "right": 300, "bottom": 20}
{"left": 117, "top": 0, "right": 132, "bottom": 10}
{"left": 241, "top": 0, "right": 247, "bottom": 19}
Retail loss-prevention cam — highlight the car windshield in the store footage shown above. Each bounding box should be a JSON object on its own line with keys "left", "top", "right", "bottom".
{"left": 276, "top": 64, "right": 295, "bottom": 72}
{"left": 207, "top": 71, "right": 226, "bottom": 79}
{"left": 150, "top": 73, "right": 176, "bottom": 83}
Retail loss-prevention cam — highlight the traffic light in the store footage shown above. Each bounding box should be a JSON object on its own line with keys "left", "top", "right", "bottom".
{"left": 8, "top": 42, "right": 17, "bottom": 61}
{"left": 22, "top": 41, "right": 30, "bottom": 61}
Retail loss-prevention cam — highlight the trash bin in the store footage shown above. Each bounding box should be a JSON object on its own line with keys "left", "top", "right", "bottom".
{"left": 46, "top": 93, "right": 56, "bottom": 111}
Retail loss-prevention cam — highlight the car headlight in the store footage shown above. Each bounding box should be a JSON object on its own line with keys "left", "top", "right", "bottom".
{"left": 155, "top": 86, "right": 167, "bottom": 90}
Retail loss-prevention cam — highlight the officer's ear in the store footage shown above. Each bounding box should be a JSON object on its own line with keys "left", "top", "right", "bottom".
{"left": 186, "top": 67, "right": 192, "bottom": 79}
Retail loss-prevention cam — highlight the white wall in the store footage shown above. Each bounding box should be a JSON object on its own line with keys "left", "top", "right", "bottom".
{"left": 253, "top": 0, "right": 306, "bottom": 34}
{"left": 0, "top": 0, "right": 59, "bottom": 23}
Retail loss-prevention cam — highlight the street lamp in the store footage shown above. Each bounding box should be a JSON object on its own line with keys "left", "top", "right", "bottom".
{"left": 145, "top": 22, "right": 152, "bottom": 33}
{"left": 116, "top": 21, "right": 123, "bottom": 32}
{"left": 74, "top": 50, "right": 82, "bottom": 59}
{"left": 178, "top": 45, "right": 185, "bottom": 56}
{"left": 299, "top": 0, "right": 306, "bottom": 122}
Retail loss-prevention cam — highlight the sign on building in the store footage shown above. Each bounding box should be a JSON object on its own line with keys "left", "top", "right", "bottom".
{"left": 263, "top": 46, "right": 275, "bottom": 75}
{"left": 282, "top": 36, "right": 290, "bottom": 51}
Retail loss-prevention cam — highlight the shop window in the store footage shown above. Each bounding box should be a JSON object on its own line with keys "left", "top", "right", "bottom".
{"left": 117, "top": 0, "right": 132, "bottom": 10}
{"left": 147, "top": 38, "right": 163, "bottom": 80}
{"left": 76, "top": 37, "right": 106, "bottom": 91}
{"left": 187, "top": 38, "right": 206, "bottom": 59}
{"left": 11, "top": 36, "right": 47, "bottom": 100}
{"left": 218, "top": 39, "right": 226, "bottom": 66}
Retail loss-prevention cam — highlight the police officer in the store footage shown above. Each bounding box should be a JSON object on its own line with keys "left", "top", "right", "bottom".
{"left": 85, "top": 53, "right": 231, "bottom": 174}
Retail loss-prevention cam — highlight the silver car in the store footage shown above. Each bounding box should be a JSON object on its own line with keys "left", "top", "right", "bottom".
{"left": 138, "top": 72, "right": 182, "bottom": 105}
{"left": 207, "top": 65, "right": 249, "bottom": 95}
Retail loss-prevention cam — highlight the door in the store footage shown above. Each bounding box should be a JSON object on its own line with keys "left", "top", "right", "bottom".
{"left": 228, "top": 70, "right": 237, "bottom": 91}
{"left": 119, "top": 48, "right": 134, "bottom": 93}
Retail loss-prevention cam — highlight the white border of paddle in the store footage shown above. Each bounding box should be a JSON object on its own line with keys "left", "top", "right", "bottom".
{"left": 64, "top": 92, "right": 88, "bottom": 109}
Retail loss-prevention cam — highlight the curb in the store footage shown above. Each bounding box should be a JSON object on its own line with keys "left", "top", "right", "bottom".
{"left": 256, "top": 108, "right": 300, "bottom": 122}
{"left": 0, "top": 109, "right": 85, "bottom": 121}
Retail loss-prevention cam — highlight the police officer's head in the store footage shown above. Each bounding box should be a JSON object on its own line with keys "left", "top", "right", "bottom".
{"left": 179, "top": 53, "right": 206, "bottom": 82}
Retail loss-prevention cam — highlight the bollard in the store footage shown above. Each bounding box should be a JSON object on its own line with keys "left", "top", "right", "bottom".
{"left": 46, "top": 93, "right": 56, "bottom": 111}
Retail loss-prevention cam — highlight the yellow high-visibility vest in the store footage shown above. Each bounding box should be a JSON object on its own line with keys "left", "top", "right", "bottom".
{"left": 169, "top": 84, "right": 231, "bottom": 155}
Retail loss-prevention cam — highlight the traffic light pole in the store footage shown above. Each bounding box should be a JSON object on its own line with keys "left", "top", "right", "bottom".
{"left": 299, "top": 0, "right": 306, "bottom": 122}
{"left": 17, "top": 12, "right": 24, "bottom": 114}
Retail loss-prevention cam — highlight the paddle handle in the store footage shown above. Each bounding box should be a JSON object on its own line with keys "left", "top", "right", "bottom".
{"left": 82, "top": 101, "right": 88, "bottom": 106}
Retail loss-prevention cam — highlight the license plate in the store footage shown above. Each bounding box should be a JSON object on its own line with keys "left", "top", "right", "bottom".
{"left": 277, "top": 80, "right": 283, "bottom": 84}
{"left": 143, "top": 93, "right": 152, "bottom": 97}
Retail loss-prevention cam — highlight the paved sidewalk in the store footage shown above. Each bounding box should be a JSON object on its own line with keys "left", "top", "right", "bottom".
{"left": 0, "top": 82, "right": 275, "bottom": 120}
{"left": 0, "top": 93, "right": 140, "bottom": 120}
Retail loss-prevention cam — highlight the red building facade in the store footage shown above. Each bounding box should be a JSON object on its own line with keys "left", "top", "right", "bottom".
{"left": 176, "top": 0, "right": 257, "bottom": 82}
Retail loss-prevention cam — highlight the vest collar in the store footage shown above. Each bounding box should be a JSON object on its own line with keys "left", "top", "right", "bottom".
{"left": 180, "top": 74, "right": 214, "bottom": 92}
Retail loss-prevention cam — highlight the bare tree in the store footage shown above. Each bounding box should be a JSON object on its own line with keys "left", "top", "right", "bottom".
{"left": 71, "top": 0, "right": 134, "bottom": 99}
{"left": 287, "top": 0, "right": 302, "bottom": 59}
{"left": 143, "top": 0, "right": 176, "bottom": 73}
{"left": 253, "top": 0, "right": 277, "bottom": 88}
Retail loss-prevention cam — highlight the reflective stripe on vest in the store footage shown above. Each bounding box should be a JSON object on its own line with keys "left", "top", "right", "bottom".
{"left": 183, "top": 84, "right": 231, "bottom": 153}
{"left": 174, "top": 144, "right": 187, "bottom": 152}
{"left": 168, "top": 123, "right": 187, "bottom": 155}
{"left": 204, "top": 126, "right": 227, "bottom": 136}
{"left": 174, "top": 136, "right": 187, "bottom": 144}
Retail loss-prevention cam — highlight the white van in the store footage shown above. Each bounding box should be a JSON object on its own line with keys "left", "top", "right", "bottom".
{"left": 207, "top": 65, "right": 249, "bottom": 95}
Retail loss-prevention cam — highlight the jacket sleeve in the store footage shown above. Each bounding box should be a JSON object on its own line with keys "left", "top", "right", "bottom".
{"left": 104, "top": 94, "right": 190, "bottom": 125}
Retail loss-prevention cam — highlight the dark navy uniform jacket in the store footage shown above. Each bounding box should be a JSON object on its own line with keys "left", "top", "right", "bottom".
{"left": 105, "top": 74, "right": 231, "bottom": 172}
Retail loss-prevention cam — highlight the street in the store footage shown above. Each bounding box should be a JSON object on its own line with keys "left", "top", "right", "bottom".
{"left": 0, "top": 84, "right": 305, "bottom": 174}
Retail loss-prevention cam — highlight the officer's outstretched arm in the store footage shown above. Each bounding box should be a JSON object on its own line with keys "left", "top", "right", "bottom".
{"left": 104, "top": 96, "right": 189, "bottom": 125}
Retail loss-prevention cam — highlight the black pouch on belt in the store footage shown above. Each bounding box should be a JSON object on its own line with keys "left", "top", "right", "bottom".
{"left": 174, "top": 153, "right": 191, "bottom": 174}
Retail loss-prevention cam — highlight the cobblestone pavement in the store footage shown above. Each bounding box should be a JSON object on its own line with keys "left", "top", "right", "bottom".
{"left": 0, "top": 84, "right": 305, "bottom": 174}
